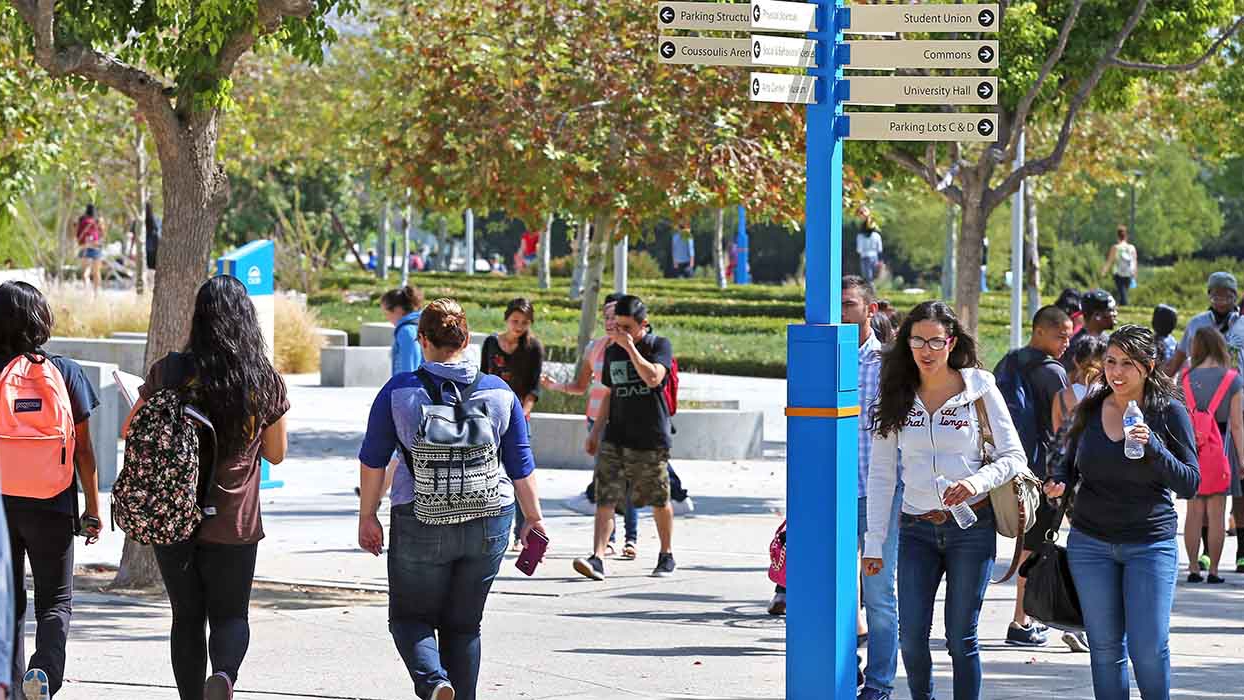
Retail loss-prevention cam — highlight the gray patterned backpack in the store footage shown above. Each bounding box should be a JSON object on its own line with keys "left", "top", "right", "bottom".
{"left": 404, "top": 369, "right": 503, "bottom": 525}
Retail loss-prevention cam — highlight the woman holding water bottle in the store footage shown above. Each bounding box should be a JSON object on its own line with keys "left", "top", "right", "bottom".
{"left": 1046, "top": 325, "right": 1198, "bottom": 700}
{"left": 864, "top": 301, "right": 1027, "bottom": 700}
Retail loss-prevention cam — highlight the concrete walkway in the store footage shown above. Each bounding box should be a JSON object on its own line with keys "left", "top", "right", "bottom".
{"left": 41, "top": 381, "right": 1244, "bottom": 699}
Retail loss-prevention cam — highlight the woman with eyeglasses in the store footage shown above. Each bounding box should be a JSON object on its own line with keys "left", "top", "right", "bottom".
{"left": 864, "top": 301, "right": 1027, "bottom": 700}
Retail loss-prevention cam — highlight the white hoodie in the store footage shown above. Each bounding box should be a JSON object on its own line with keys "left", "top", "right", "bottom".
{"left": 864, "top": 367, "right": 1028, "bottom": 560}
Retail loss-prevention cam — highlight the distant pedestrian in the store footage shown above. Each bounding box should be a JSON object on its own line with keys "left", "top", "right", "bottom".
{"left": 515, "top": 229, "right": 539, "bottom": 272}
{"left": 1102, "top": 226, "right": 1138, "bottom": 306}
{"left": 1166, "top": 271, "right": 1238, "bottom": 376}
{"left": 671, "top": 226, "right": 696, "bottom": 278}
{"left": 865, "top": 301, "right": 1027, "bottom": 700}
{"left": 358, "top": 298, "right": 545, "bottom": 700}
{"left": 1055, "top": 288, "right": 1084, "bottom": 335}
{"left": 1060, "top": 289, "right": 1117, "bottom": 372}
{"left": 1046, "top": 325, "right": 1199, "bottom": 700}
{"left": 144, "top": 202, "right": 161, "bottom": 275}
{"left": 1152, "top": 304, "right": 1178, "bottom": 369}
{"left": 856, "top": 222, "right": 883, "bottom": 284}
{"left": 1, "top": 281, "right": 103, "bottom": 700}
{"left": 75, "top": 205, "right": 104, "bottom": 291}
{"left": 126, "top": 276, "right": 290, "bottom": 700}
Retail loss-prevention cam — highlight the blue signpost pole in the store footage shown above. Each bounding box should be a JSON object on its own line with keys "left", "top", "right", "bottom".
{"left": 735, "top": 205, "right": 750, "bottom": 285}
{"left": 787, "top": 1, "right": 858, "bottom": 698}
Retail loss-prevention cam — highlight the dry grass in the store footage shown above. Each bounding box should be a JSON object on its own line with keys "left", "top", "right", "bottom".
{"left": 44, "top": 284, "right": 152, "bottom": 338}
{"left": 275, "top": 292, "right": 324, "bottom": 374}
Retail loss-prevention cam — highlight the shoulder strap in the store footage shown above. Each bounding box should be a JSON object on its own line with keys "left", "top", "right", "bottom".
{"left": 974, "top": 397, "right": 995, "bottom": 451}
{"left": 1206, "top": 370, "right": 1238, "bottom": 415}
{"left": 416, "top": 368, "right": 443, "bottom": 405}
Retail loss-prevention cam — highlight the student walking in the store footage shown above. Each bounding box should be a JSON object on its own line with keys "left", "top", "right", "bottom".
{"left": 1052, "top": 336, "right": 1107, "bottom": 433}
{"left": 1152, "top": 305, "right": 1178, "bottom": 369}
{"left": 74, "top": 205, "right": 104, "bottom": 292}
{"left": 358, "top": 299, "right": 545, "bottom": 700}
{"left": 1101, "top": 226, "right": 1138, "bottom": 306}
{"left": 1179, "top": 327, "right": 1243, "bottom": 584}
{"left": 124, "top": 276, "right": 290, "bottom": 700}
{"left": 856, "top": 222, "right": 883, "bottom": 284}
{"left": 1166, "top": 272, "right": 1238, "bottom": 376}
{"left": 1046, "top": 325, "right": 1199, "bottom": 700}
{"left": 1, "top": 281, "right": 103, "bottom": 700}
{"left": 1061, "top": 289, "right": 1117, "bottom": 372}
{"left": 864, "top": 301, "right": 1027, "bottom": 700}
{"left": 574, "top": 295, "right": 679, "bottom": 581}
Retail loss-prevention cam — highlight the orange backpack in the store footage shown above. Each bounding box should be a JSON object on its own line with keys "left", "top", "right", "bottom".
{"left": 0, "top": 354, "right": 77, "bottom": 498}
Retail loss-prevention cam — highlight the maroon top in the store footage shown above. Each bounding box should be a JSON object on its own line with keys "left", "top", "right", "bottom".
{"left": 139, "top": 353, "right": 289, "bottom": 545}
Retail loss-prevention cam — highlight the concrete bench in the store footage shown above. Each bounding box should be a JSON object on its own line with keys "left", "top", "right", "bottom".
{"left": 320, "top": 346, "right": 392, "bottom": 387}
{"left": 44, "top": 337, "right": 147, "bottom": 376}
{"left": 316, "top": 328, "right": 348, "bottom": 347}
{"left": 529, "top": 409, "right": 764, "bottom": 468}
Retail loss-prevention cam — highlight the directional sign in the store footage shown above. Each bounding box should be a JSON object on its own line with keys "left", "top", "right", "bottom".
{"left": 749, "top": 72, "right": 818, "bottom": 104}
{"left": 843, "top": 76, "right": 998, "bottom": 105}
{"left": 845, "top": 112, "right": 999, "bottom": 141}
{"left": 843, "top": 40, "right": 998, "bottom": 70}
{"left": 657, "top": 2, "right": 751, "bottom": 32}
{"left": 751, "top": 0, "right": 818, "bottom": 33}
{"left": 844, "top": 4, "right": 999, "bottom": 34}
{"left": 751, "top": 34, "right": 818, "bottom": 68}
{"left": 658, "top": 37, "right": 752, "bottom": 66}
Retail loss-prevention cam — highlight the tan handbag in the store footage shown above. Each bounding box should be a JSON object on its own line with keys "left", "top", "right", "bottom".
{"left": 975, "top": 397, "right": 1043, "bottom": 584}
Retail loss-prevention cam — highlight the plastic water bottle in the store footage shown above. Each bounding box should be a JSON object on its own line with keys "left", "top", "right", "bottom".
{"left": 935, "top": 475, "right": 978, "bottom": 529}
{"left": 1124, "top": 400, "right": 1146, "bottom": 460}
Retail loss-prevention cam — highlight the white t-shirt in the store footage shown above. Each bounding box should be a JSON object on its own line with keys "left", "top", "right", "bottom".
{"left": 857, "top": 231, "right": 883, "bottom": 257}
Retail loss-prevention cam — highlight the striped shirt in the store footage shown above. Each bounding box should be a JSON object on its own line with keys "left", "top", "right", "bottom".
{"left": 858, "top": 332, "right": 883, "bottom": 498}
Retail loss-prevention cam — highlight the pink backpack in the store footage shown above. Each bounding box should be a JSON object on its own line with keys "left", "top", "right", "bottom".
{"left": 0, "top": 354, "right": 76, "bottom": 498}
{"left": 1182, "top": 370, "right": 1236, "bottom": 496}
{"left": 768, "top": 520, "right": 787, "bottom": 587}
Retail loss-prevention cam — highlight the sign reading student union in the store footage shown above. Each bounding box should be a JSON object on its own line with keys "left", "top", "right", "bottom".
{"left": 657, "top": 2, "right": 751, "bottom": 32}
{"left": 659, "top": 36, "right": 752, "bottom": 67}
{"left": 844, "top": 76, "right": 998, "bottom": 106}
{"left": 845, "top": 4, "right": 999, "bottom": 34}
{"left": 844, "top": 40, "right": 998, "bottom": 70}
{"left": 845, "top": 113, "right": 999, "bottom": 142}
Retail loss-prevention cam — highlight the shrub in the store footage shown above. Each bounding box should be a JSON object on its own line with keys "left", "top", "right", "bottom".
{"left": 1043, "top": 239, "right": 1107, "bottom": 297}
{"left": 1129, "top": 257, "right": 1239, "bottom": 314}
{"left": 44, "top": 285, "right": 151, "bottom": 338}
{"left": 274, "top": 293, "right": 324, "bottom": 374}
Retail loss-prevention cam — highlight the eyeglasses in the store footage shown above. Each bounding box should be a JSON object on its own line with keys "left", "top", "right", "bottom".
{"left": 1210, "top": 291, "right": 1237, "bottom": 303}
{"left": 909, "top": 336, "right": 950, "bottom": 351}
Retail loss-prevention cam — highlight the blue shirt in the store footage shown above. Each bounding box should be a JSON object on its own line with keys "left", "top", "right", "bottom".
{"left": 358, "top": 361, "right": 536, "bottom": 507}
{"left": 672, "top": 233, "right": 695, "bottom": 266}
{"left": 391, "top": 311, "right": 423, "bottom": 376}
{"left": 857, "top": 332, "right": 883, "bottom": 498}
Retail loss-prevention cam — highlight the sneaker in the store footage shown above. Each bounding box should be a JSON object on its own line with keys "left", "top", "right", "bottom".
{"left": 1062, "top": 631, "right": 1090, "bottom": 653}
{"left": 1199, "top": 554, "right": 1212, "bottom": 571}
{"left": 672, "top": 496, "right": 695, "bottom": 516}
{"left": 573, "top": 555, "right": 605, "bottom": 581}
{"left": 652, "top": 552, "right": 677, "bottom": 577}
{"left": 204, "top": 671, "right": 233, "bottom": 700}
{"left": 564, "top": 493, "right": 597, "bottom": 516}
{"left": 768, "top": 591, "right": 786, "bottom": 616}
{"left": 1188, "top": 572, "right": 1204, "bottom": 583}
{"left": 858, "top": 688, "right": 892, "bottom": 700}
{"left": 430, "top": 681, "right": 456, "bottom": 700}
{"left": 1005, "top": 621, "right": 1049, "bottom": 647}
{"left": 22, "top": 669, "right": 50, "bottom": 700}
{"left": 1207, "top": 573, "right": 1226, "bottom": 584}
{"left": 1029, "top": 620, "right": 1049, "bottom": 635}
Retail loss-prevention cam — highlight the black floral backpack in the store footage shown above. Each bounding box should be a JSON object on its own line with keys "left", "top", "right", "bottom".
{"left": 112, "top": 388, "right": 217, "bottom": 545}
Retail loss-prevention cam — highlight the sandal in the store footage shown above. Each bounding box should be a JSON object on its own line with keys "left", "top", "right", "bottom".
{"left": 604, "top": 544, "right": 617, "bottom": 558}
{"left": 622, "top": 542, "right": 638, "bottom": 560}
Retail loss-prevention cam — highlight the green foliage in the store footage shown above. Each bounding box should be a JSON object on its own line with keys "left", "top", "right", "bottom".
{"left": 1043, "top": 239, "right": 1107, "bottom": 296}
{"left": 1129, "top": 257, "right": 1243, "bottom": 313}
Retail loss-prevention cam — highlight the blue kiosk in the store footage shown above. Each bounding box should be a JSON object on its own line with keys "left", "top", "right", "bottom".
{"left": 217, "top": 240, "right": 283, "bottom": 489}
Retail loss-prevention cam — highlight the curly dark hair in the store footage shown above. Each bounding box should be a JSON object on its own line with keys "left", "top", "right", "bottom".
{"left": 0, "top": 281, "right": 54, "bottom": 361}
{"left": 871, "top": 301, "right": 980, "bottom": 438}
{"left": 186, "top": 276, "right": 285, "bottom": 459}
{"left": 1067, "top": 324, "right": 1180, "bottom": 447}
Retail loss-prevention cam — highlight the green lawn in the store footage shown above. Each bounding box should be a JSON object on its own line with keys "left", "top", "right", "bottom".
{"left": 309, "top": 271, "right": 1158, "bottom": 378}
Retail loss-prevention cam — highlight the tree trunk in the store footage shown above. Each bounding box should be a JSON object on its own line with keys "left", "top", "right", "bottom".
{"left": 537, "top": 213, "right": 553, "bottom": 290}
{"left": 713, "top": 208, "right": 727, "bottom": 289}
{"left": 114, "top": 114, "right": 228, "bottom": 590}
{"left": 941, "top": 203, "right": 958, "bottom": 301}
{"left": 401, "top": 201, "right": 412, "bottom": 287}
{"left": 1024, "top": 186, "right": 1041, "bottom": 318}
{"left": 377, "top": 202, "right": 389, "bottom": 280}
{"left": 954, "top": 177, "right": 988, "bottom": 333}
{"left": 575, "top": 214, "right": 613, "bottom": 364}
{"left": 134, "top": 123, "right": 148, "bottom": 295}
{"left": 570, "top": 219, "right": 591, "bottom": 301}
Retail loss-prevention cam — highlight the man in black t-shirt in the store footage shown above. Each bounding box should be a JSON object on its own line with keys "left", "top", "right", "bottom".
{"left": 574, "top": 295, "right": 677, "bottom": 581}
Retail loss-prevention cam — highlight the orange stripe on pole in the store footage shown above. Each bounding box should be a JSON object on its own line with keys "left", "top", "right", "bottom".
{"left": 785, "top": 406, "right": 861, "bottom": 418}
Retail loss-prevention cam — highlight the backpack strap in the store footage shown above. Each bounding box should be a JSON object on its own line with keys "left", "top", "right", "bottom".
{"left": 416, "top": 368, "right": 444, "bottom": 405}
{"left": 1206, "top": 370, "right": 1238, "bottom": 416}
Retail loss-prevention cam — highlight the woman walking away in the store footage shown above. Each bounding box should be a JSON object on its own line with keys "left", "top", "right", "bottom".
{"left": 358, "top": 299, "right": 546, "bottom": 700}
{"left": 864, "top": 301, "right": 1027, "bottom": 700}
{"left": 481, "top": 298, "right": 545, "bottom": 547}
{"left": 75, "top": 205, "right": 104, "bottom": 292}
{"left": 1179, "top": 328, "right": 1242, "bottom": 584}
{"left": 1046, "top": 325, "right": 1199, "bottom": 700}
{"left": 1, "top": 281, "right": 103, "bottom": 700}
{"left": 1102, "top": 226, "right": 1138, "bottom": 306}
{"left": 124, "top": 276, "right": 290, "bottom": 700}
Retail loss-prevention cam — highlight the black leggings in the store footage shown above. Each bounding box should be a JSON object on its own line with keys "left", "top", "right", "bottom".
{"left": 7, "top": 509, "right": 75, "bottom": 696}
{"left": 153, "top": 540, "right": 258, "bottom": 700}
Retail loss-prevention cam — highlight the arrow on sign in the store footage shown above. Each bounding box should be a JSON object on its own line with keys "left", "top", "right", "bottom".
{"left": 661, "top": 41, "right": 677, "bottom": 59}
{"left": 978, "top": 8, "right": 996, "bottom": 27}
{"left": 977, "top": 81, "right": 994, "bottom": 99}
{"left": 978, "top": 45, "right": 995, "bottom": 63}
{"left": 752, "top": 78, "right": 761, "bottom": 96}
{"left": 753, "top": 40, "right": 762, "bottom": 60}
{"left": 978, "top": 118, "right": 995, "bottom": 137}
{"left": 660, "top": 6, "right": 676, "bottom": 23}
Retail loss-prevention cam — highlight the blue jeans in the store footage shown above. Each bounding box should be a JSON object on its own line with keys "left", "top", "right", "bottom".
{"left": 859, "top": 488, "right": 902, "bottom": 693}
{"left": 388, "top": 503, "right": 514, "bottom": 700}
{"left": 1067, "top": 529, "right": 1177, "bottom": 700}
{"left": 898, "top": 505, "right": 997, "bottom": 700}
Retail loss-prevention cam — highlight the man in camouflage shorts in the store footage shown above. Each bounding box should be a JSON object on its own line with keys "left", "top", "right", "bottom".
{"left": 574, "top": 295, "right": 678, "bottom": 580}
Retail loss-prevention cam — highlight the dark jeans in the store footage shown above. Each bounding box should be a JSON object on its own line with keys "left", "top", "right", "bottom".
{"left": 1114, "top": 275, "right": 1132, "bottom": 306}
{"left": 8, "top": 509, "right": 75, "bottom": 696}
{"left": 153, "top": 540, "right": 258, "bottom": 700}
{"left": 389, "top": 502, "right": 513, "bottom": 700}
{"left": 898, "top": 506, "right": 997, "bottom": 700}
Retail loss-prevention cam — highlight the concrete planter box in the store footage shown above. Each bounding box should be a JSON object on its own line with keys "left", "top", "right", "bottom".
{"left": 44, "top": 337, "right": 147, "bottom": 376}
{"left": 110, "top": 332, "right": 149, "bottom": 341}
{"left": 529, "top": 409, "right": 764, "bottom": 468}
{"left": 76, "top": 361, "right": 120, "bottom": 491}
{"left": 359, "top": 322, "right": 396, "bottom": 347}
{"left": 316, "top": 328, "right": 348, "bottom": 348}
{"left": 320, "top": 346, "right": 392, "bottom": 387}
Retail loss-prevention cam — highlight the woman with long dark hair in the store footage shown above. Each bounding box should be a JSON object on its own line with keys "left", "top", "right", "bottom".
{"left": 1047, "top": 325, "right": 1198, "bottom": 700}
{"left": 1, "top": 281, "right": 102, "bottom": 700}
{"left": 864, "top": 301, "right": 1027, "bottom": 700}
{"left": 123, "top": 276, "right": 289, "bottom": 700}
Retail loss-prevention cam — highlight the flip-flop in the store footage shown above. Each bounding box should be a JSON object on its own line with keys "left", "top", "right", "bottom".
{"left": 605, "top": 544, "right": 617, "bottom": 558}
{"left": 622, "top": 542, "right": 638, "bottom": 560}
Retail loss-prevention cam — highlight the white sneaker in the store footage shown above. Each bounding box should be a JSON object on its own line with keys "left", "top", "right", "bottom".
{"left": 672, "top": 496, "right": 695, "bottom": 517}
{"left": 23, "top": 669, "right": 50, "bottom": 700}
{"left": 430, "top": 681, "right": 456, "bottom": 700}
{"left": 563, "top": 493, "right": 596, "bottom": 516}
{"left": 1062, "top": 630, "right": 1090, "bottom": 653}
